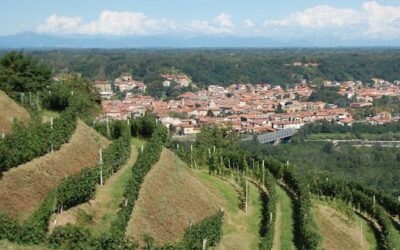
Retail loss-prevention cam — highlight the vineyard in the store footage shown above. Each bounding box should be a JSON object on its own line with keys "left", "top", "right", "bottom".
{"left": 0, "top": 52, "right": 399, "bottom": 249}
{"left": 0, "top": 90, "right": 29, "bottom": 134}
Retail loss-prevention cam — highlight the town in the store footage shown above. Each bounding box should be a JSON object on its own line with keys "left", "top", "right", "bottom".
{"left": 99, "top": 72, "right": 400, "bottom": 135}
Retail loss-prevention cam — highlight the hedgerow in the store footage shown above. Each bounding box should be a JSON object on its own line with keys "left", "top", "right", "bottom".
{"left": 56, "top": 122, "right": 131, "bottom": 211}
{"left": 109, "top": 125, "right": 167, "bottom": 241}
{"left": 0, "top": 108, "right": 77, "bottom": 174}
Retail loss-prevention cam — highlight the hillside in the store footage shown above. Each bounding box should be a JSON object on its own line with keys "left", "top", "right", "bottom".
{"left": 0, "top": 120, "right": 110, "bottom": 220}
{"left": 195, "top": 171, "right": 263, "bottom": 250}
{"left": 125, "top": 149, "right": 221, "bottom": 246}
{"left": 48, "top": 139, "right": 143, "bottom": 235}
{"left": 0, "top": 90, "right": 29, "bottom": 134}
{"left": 312, "top": 200, "right": 377, "bottom": 250}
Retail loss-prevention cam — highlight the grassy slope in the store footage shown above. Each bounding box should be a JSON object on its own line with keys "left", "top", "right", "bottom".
{"left": 126, "top": 149, "right": 221, "bottom": 247}
{"left": 0, "top": 90, "right": 29, "bottom": 134}
{"left": 311, "top": 199, "right": 378, "bottom": 250}
{"left": 0, "top": 120, "right": 110, "bottom": 220}
{"left": 195, "top": 171, "right": 262, "bottom": 250}
{"left": 273, "top": 185, "right": 295, "bottom": 250}
{"left": 49, "top": 138, "right": 144, "bottom": 235}
{"left": 0, "top": 240, "right": 49, "bottom": 250}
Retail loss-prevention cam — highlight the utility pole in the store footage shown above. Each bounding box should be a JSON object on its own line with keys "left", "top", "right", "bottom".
{"left": 99, "top": 149, "right": 103, "bottom": 186}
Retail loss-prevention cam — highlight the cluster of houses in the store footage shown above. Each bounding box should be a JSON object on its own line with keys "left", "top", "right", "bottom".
{"left": 94, "top": 73, "right": 194, "bottom": 99}
{"left": 98, "top": 72, "right": 400, "bottom": 135}
{"left": 101, "top": 82, "right": 352, "bottom": 135}
{"left": 160, "top": 73, "right": 192, "bottom": 88}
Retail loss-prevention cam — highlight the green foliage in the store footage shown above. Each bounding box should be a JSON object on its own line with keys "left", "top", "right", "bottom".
{"left": 0, "top": 191, "right": 56, "bottom": 245}
{"left": 22, "top": 49, "right": 400, "bottom": 87}
{"left": 56, "top": 123, "right": 131, "bottom": 210}
{"left": 41, "top": 74, "right": 100, "bottom": 118}
{"left": 0, "top": 51, "right": 51, "bottom": 94}
{"left": 178, "top": 211, "right": 224, "bottom": 249}
{"left": 0, "top": 108, "right": 77, "bottom": 174}
{"left": 130, "top": 113, "right": 158, "bottom": 139}
{"left": 308, "top": 86, "right": 349, "bottom": 107}
{"left": 254, "top": 168, "right": 277, "bottom": 250}
{"left": 311, "top": 178, "right": 400, "bottom": 250}
{"left": 109, "top": 125, "right": 167, "bottom": 242}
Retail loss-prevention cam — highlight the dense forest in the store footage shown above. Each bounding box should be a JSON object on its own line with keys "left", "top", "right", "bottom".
{"left": 2, "top": 48, "right": 400, "bottom": 87}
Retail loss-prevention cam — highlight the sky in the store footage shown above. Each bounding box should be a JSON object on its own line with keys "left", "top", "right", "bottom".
{"left": 2, "top": 0, "right": 400, "bottom": 42}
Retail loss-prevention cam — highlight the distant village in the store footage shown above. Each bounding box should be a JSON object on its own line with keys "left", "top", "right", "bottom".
{"left": 96, "top": 70, "right": 400, "bottom": 135}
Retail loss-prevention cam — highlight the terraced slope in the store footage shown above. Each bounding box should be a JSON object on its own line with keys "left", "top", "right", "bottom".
{"left": 0, "top": 90, "right": 29, "bottom": 134}
{"left": 126, "top": 149, "right": 221, "bottom": 246}
{"left": 0, "top": 120, "right": 110, "bottom": 220}
{"left": 48, "top": 139, "right": 143, "bottom": 235}
{"left": 312, "top": 200, "right": 378, "bottom": 250}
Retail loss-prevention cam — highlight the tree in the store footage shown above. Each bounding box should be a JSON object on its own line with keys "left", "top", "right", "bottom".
{"left": 0, "top": 51, "right": 51, "bottom": 93}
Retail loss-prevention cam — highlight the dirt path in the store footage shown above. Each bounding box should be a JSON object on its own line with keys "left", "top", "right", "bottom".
{"left": 49, "top": 145, "right": 138, "bottom": 234}
{"left": 272, "top": 202, "right": 281, "bottom": 250}
{"left": 272, "top": 185, "right": 295, "bottom": 250}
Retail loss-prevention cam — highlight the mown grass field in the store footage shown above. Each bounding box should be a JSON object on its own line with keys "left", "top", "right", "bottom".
{"left": 0, "top": 90, "right": 29, "bottom": 134}
{"left": 126, "top": 149, "right": 221, "bottom": 247}
{"left": 0, "top": 120, "right": 110, "bottom": 220}
{"left": 273, "top": 185, "right": 295, "bottom": 250}
{"left": 311, "top": 199, "right": 378, "bottom": 250}
{"left": 49, "top": 138, "right": 144, "bottom": 235}
{"left": 195, "top": 171, "right": 262, "bottom": 250}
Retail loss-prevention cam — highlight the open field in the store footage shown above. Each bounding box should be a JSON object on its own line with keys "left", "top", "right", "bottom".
{"left": 48, "top": 138, "right": 143, "bottom": 235}
{"left": 273, "top": 185, "right": 295, "bottom": 250}
{"left": 195, "top": 171, "right": 262, "bottom": 250}
{"left": 126, "top": 149, "right": 221, "bottom": 246}
{"left": 312, "top": 199, "right": 377, "bottom": 250}
{"left": 0, "top": 90, "right": 29, "bottom": 134}
{"left": 0, "top": 120, "right": 110, "bottom": 220}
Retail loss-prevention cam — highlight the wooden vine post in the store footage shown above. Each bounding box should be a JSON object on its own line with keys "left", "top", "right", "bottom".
{"left": 190, "top": 144, "right": 193, "bottom": 168}
{"left": 99, "top": 148, "right": 103, "bottom": 186}
{"left": 245, "top": 180, "right": 249, "bottom": 213}
{"left": 50, "top": 117, "right": 54, "bottom": 153}
{"left": 106, "top": 117, "right": 111, "bottom": 139}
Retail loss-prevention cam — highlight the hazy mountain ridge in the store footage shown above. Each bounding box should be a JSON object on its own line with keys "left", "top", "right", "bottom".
{"left": 1, "top": 32, "right": 400, "bottom": 48}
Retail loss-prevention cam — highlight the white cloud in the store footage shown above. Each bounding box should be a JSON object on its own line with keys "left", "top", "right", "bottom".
{"left": 264, "top": 1, "right": 400, "bottom": 39}
{"left": 265, "top": 5, "right": 363, "bottom": 28}
{"left": 188, "top": 13, "right": 234, "bottom": 34}
{"left": 37, "top": 15, "right": 82, "bottom": 33}
{"left": 34, "top": 2, "right": 400, "bottom": 40}
{"left": 37, "top": 11, "right": 176, "bottom": 35}
{"left": 362, "top": 1, "right": 400, "bottom": 36}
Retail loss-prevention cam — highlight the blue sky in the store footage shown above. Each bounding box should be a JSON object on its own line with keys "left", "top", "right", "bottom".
{"left": 2, "top": 0, "right": 400, "bottom": 41}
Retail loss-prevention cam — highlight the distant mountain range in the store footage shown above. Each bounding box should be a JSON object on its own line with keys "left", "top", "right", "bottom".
{"left": 0, "top": 32, "right": 399, "bottom": 48}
